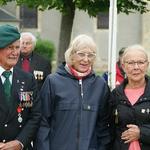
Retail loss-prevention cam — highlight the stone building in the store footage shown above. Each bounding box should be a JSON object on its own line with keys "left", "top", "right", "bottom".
{"left": 0, "top": 2, "right": 150, "bottom": 71}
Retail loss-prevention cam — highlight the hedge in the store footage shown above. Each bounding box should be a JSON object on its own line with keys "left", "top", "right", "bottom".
{"left": 34, "top": 38, "right": 55, "bottom": 60}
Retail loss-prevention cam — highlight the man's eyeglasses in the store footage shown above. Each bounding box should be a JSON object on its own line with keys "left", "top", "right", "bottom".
{"left": 124, "top": 60, "right": 148, "bottom": 67}
{"left": 76, "top": 51, "right": 96, "bottom": 60}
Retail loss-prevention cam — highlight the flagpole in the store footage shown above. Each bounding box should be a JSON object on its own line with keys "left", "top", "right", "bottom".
{"left": 108, "top": 0, "right": 117, "bottom": 90}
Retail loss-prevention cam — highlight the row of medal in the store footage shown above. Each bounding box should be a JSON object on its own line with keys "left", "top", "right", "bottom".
{"left": 17, "top": 91, "right": 33, "bottom": 123}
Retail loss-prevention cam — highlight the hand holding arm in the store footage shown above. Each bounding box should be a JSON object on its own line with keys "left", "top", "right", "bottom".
{"left": 0, "top": 140, "right": 22, "bottom": 150}
{"left": 0, "top": 143, "right": 5, "bottom": 149}
{"left": 121, "top": 124, "right": 140, "bottom": 143}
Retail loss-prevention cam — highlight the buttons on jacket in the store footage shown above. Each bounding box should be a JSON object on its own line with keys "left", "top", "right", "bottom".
{"left": 141, "top": 108, "right": 150, "bottom": 114}
{"left": 83, "top": 104, "right": 91, "bottom": 110}
{"left": 4, "top": 124, "right": 7, "bottom": 127}
{"left": 87, "top": 105, "right": 91, "bottom": 110}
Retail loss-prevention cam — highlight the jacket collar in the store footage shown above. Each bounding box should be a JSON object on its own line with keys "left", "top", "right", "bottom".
{"left": 115, "top": 75, "right": 150, "bottom": 100}
{"left": 56, "top": 62, "right": 95, "bottom": 80}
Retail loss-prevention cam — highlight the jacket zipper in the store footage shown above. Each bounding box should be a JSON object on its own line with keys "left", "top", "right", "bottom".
{"left": 79, "top": 79, "right": 83, "bottom": 98}
{"left": 77, "top": 79, "right": 83, "bottom": 150}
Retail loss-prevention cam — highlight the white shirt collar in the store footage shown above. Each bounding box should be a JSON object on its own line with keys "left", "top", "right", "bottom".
{"left": 0, "top": 66, "right": 13, "bottom": 84}
{"left": 0, "top": 66, "right": 13, "bottom": 76}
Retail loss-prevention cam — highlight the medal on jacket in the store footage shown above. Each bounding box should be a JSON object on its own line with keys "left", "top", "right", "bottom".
{"left": 17, "top": 106, "right": 23, "bottom": 123}
{"left": 34, "top": 70, "right": 44, "bottom": 80}
{"left": 19, "top": 91, "right": 33, "bottom": 108}
{"left": 115, "top": 109, "right": 118, "bottom": 124}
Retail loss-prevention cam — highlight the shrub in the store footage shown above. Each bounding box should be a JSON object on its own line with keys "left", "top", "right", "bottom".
{"left": 34, "top": 38, "right": 55, "bottom": 60}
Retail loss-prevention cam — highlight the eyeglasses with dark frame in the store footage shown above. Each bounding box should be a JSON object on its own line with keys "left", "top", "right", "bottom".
{"left": 76, "top": 51, "right": 96, "bottom": 60}
{"left": 124, "top": 60, "right": 148, "bottom": 67}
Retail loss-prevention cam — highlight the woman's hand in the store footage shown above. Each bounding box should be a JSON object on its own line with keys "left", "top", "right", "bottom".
{"left": 121, "top": 124, "right": 140, "bottom": 143}
{"left": 0, "top": 140, "right": 22, "bottom": 150}
{"left": 0, "top": 143, "right": 5, "bottom": 149}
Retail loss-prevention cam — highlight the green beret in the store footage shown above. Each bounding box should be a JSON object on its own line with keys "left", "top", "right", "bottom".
{"left": 0, "top": 24, "right": 20, "bottom": 48}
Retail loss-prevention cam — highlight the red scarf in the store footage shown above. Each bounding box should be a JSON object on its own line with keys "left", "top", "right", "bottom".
{"left": 66, "top": 64, "right": 91, "bottom": 80}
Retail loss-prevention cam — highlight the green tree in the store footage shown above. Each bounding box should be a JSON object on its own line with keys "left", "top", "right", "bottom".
{"left": 1, "top": 0, "right": 150, "bottom": 64}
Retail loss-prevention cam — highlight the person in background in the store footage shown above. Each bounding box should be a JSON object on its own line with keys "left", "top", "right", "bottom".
{"left": 0, "top": 25, "right": 41, "bottom": 149}
{"left": 115, "top": 47, "right": 126, "bottom": 85}
{"left": 34, "top": 34, "right": 111, "bottom": 150}
{"left": 16, "top": 32, "right": 51, "bottom": 91}
{"left": 111, "top": 45, "right": 150, "bottom": 150}
{"left": 102, "top": 47, "right": 126, "bottom": 85}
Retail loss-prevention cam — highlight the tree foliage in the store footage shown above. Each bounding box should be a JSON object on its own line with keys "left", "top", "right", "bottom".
{"left": 1, "top": 0, "right": 149, "bottom": 15}
{"left": 35, "top": 38, "right": 55, "bottom": 61}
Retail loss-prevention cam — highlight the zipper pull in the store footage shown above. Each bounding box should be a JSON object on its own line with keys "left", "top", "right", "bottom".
{"left": 79, "top": 79, "right": 83, "bottom": 98}
{"left": 115, "top": 109, "right": 118, "bottom": 124}
{"left": 79, "top": 79, "right": 82, "bottom": 85}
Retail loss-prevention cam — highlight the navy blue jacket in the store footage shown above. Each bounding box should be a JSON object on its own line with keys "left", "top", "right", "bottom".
{"left": 34, "top": 63, "right": 111, "bottom": 150}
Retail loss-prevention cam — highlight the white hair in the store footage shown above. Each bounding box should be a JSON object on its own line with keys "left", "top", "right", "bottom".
{"left": 21, "top": 32, "right": 37, "bottom": 48}
{"left": 122, "top": 44, "right": 148, "bottom": 63}
{"left": 64, "top": 34, "right": 97, "bottom": 64}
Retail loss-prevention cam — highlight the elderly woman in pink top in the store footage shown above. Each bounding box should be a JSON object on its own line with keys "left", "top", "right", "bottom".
{"left": 110, "top": 44, "right": 150, "bottom": 150}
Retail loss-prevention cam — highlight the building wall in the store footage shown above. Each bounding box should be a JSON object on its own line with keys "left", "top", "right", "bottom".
{"left": 39, "top": 10, "right": 61, "bottom": 52}
{"left": 1, "top": 2, "right": 148, "bottom": 71}
{"left": 117, "top": 13, "right": 142, "bottom": 50}
{"left": 142, "top": 3, "right": 150, "bottom": 58}
{"left": 0, "top": 2, "right": 16, "bottom": 15}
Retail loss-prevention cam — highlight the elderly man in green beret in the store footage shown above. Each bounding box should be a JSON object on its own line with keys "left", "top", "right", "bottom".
{"left": 0, "top": 24, "right": 41, "bottom": 150}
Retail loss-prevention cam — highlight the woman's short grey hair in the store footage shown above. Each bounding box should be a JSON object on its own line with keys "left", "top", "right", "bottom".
{"left": 65, "top": 34, "right": 97, "bottom": 64}
{"left": 122, "top": 44, "right": 148, "bottom": 63}
{"left": 21, "top": 32, "right": 37, "bottom": 49}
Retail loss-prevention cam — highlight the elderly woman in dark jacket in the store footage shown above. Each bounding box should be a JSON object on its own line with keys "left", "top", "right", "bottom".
{"left": 34, "top": 34, "right": 111, "bottom": 150}
{"left": 111, "top": 44, "right": 150, "bottom": 150}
